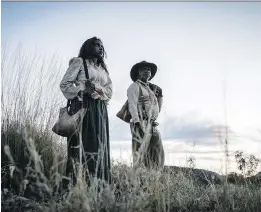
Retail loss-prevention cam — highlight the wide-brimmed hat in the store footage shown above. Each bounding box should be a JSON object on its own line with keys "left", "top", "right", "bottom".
{"left": 130, "top": 61, "right": 157, "bottom": 81}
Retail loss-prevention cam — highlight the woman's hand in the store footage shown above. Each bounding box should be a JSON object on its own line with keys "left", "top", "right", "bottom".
{"left": 85, "top": 79, "right": 95, "bottom": 89}
{"left": 95, "top": 87, "right": 104, "bottom": 96}
{"left": 78, "top": 80, "right": 95, "bottom": 98}
{"left": 85, "top": 80, "right": 104, "bottom": 95}
{"left": 85, "top": 80, "right": 95, "bottom": 94}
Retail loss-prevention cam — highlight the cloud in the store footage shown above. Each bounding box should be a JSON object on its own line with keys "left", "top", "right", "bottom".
{"left": 159, "top": 113, "right": 234, "bottom": 146}
{"left": 162, "top": 121, "right": 214, "bottom": 139}
{"left": 109, "top": 114, "right": 216, "bottom": 142}
{"left": 161, "top": 114, "right": 214, "bottom": 139}
{"left": 108, "top": 110, "right": 232, "bottom": 147}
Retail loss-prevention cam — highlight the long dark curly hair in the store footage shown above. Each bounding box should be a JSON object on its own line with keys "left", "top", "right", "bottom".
{"left": 78, "top": 37, "right": 108, "bottom": 73}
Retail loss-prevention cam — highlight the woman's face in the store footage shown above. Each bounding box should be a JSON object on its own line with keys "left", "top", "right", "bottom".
{"left": 138, "top": 66, "right": 151, "bottom": 82}
{"left": 92, "top": 39, "right": 104, "bottom": 57}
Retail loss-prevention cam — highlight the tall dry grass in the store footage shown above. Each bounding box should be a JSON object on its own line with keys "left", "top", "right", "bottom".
{"left": 1, "top": 43, "right": 67, "bottom": 194}
{"left": 1, "top": 44, "right": 261, "bottom": 212}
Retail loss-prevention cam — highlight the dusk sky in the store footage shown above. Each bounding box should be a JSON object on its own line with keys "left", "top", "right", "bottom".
{"left": 2, "top": 2, "right": 261, "bottom": 173}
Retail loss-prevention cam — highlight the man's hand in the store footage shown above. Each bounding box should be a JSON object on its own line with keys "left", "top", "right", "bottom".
{"left": 152, "top": 121, "right": 159, "bottom": 127}
{"left": 134, "top": 122, "right": 144, "bottom": 138}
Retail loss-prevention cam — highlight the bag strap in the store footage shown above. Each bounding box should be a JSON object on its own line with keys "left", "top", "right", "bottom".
{"left": 82, "top": 57, "right": 89, "bottom": 80}
{"left": 67, "top": 57, "right": 89, "bottom": 108}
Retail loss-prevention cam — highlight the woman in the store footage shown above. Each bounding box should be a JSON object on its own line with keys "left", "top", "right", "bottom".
{"left": 60, "top": 37, "right": 112, "bottom": 186}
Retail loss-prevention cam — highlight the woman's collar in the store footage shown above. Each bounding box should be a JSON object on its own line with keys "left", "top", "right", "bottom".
{"left": 86, "top": 59, "right": 101, "bottom": 68}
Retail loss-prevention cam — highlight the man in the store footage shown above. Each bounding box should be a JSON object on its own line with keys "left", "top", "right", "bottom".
{"left": 127, "top": 61, "right": 164, "bottom": 169}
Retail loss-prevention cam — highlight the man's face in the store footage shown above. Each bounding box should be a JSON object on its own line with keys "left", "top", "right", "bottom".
{"left": 92, "top": 39, "right": 104, "bottom": 57}
{"left": 138, "top": 66, "right": 151, "bottom": 82}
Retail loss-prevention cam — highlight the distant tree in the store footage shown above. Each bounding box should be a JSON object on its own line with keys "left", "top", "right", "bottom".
{"left": 187, "top": 156, "right": 196, "bottom": 169}
{"left": 235, "top": 151, "right": 260, "bottom": 177}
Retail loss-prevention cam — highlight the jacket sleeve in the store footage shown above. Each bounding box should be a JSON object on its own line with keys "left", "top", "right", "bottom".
{"left": 127, "top": 83, "right": 140, "bottom": 123}
{"left": 60, "top": 57, "right": 83, "bottom": 100}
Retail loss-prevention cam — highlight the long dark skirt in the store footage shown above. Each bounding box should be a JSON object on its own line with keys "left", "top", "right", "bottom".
{"left": 65, "top": 98, "right": 111, "bottom": 185}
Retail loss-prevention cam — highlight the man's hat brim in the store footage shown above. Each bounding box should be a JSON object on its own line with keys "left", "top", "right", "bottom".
{"left": 130, "top": 61, "right": 157, "bottom": 82}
